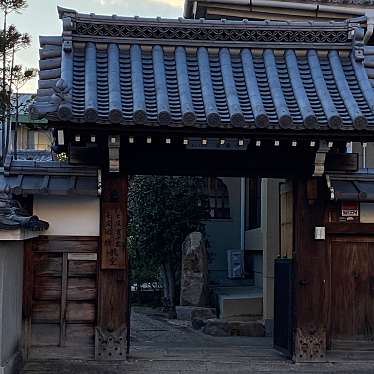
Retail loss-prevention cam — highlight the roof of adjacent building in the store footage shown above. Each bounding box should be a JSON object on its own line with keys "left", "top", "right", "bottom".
{"left": 30, "top": 7, "right": 374, "bottom": 132}
{"left": 328, "top": 170, "right": 374, "bottom": 201}
{"left": 183, "top": 0, "right": 373, "bottom": 21}
{"left": 0, "top": 157, "right": 98, "bottom": 197}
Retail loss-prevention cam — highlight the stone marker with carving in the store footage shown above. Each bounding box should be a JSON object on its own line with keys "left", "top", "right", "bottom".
{"left": 180, "top": 232, "right": 208, "bottom": 307}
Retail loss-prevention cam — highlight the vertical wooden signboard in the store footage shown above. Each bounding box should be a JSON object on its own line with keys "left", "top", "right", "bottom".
{"left": 96, "top": 174, "right": 129, "bottom": 360}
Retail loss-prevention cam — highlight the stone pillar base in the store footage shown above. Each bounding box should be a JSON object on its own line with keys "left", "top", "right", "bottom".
{"left": 0, "top": 351, "right": 23, "bottom": 374}
{"left": 95, "top": 326, "right": 127, "bottom": 361}
{"left": 294, "top": 326, "right": 327, "bottom": 363}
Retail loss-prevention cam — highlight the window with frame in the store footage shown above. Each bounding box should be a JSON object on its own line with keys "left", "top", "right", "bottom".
{"left": 202, "top": 177, "right": 230, "bottom": 219}
{"left": 246, "top": 177, "right": 262, "bottom": 230}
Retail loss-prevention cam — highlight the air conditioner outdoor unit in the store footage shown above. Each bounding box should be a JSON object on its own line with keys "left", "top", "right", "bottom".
{"left": 227, "top": 249, "right": 243, "bottom": 279}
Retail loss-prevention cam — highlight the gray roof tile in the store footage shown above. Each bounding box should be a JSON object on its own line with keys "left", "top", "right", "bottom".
{"left": 30, "top": 8, "right": 374, "bottom": 131}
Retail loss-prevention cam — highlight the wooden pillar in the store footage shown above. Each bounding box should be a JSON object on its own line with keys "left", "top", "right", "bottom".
{"left": 95, "top": 173, "right": 129, "bottom": 360}
{"left": 293, "top": 178, "right": 328, "bottom": 362}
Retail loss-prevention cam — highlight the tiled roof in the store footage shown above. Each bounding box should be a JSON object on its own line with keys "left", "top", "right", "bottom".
{"left": 327, "top": 170, "right": 374, "bottom": 201}
{"left": 183, "top": 0, "right": 370, "bottom": 20}
{"left": 1, "top": 159, "right": 98, "bottom": 196}
{"left": 30, "top": 8, "right": 374, "bottom": 131}
{"left": 0, "top": 192, "right": 49, "bottom": 231}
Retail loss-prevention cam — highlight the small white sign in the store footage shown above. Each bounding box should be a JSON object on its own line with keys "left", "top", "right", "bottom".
{"left": 314, "top": 226, "right": 326, "bottom": 240}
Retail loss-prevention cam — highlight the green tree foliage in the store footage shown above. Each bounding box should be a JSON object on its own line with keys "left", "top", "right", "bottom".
{"left": 0, "top": 0, "right": 31, "bottom": 162}
{"left": 128, "top": 175, "right": 209, "bottom": 310}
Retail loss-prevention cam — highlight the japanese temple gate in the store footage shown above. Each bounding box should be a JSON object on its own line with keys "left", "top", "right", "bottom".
{"left": 8, "top": 7, "right": 374, "bottom": 362}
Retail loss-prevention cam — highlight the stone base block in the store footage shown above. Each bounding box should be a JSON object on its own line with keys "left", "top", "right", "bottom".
{"left": 0, "top": 351, "right": 23, "bottom": 374}
{"left": 176, "top": 306, "right": 216, "bottom": 321}
{"left": 95, "top": 326, "right": 127, "bottom": 361}
{"left": 202, "top": 319, "right": 265, "bottom": 337}
{"left": 294, "top": 326, "right": 326, "bottom": 363}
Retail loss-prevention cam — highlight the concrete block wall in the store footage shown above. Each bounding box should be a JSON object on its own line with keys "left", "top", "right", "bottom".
{"left": 0, "top": 241, "right": 24, "bottom": 374}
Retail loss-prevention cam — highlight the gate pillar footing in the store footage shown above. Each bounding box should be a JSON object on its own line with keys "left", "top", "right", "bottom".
{"left": 294, "top": 325, "right": 327, "bottom": 363}
{"left": 95, "top": 326, "right": 127, "bottom": 361}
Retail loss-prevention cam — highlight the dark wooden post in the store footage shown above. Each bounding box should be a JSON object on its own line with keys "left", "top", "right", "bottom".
{"left": 293, "top": 178, "right": 329, "bottom": 362}
{"left": 95, "top": 173, "right": 129, "bottom": 360}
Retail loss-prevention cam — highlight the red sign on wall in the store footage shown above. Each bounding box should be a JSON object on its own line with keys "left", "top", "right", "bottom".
{"left": 341, "top": 201, "right": 359, "bottom": 218}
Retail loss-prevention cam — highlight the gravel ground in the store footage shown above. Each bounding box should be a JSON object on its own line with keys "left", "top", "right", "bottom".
{"left": 23, "top": 307, "right": 374, "bottom": 374}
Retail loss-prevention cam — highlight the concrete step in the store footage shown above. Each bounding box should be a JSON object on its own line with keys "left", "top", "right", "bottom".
{"left": 214, "top": 287, "right": 263, "bottom": 318}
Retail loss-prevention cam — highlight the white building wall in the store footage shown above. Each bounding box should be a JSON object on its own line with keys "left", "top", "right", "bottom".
{"left": 205, "top": 177, "right": 241, "bottom": 284}
{"left": 245, "top": 178, "right": 282, "bottom": 333}
{"left": 33, "top": 196, "right": 100, "bottom": 236}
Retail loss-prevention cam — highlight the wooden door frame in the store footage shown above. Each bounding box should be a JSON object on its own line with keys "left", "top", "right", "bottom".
{"left": 326, "top": 233, "right": 374, "bottom": 347}
{"left": 22, "top": 236, "right": 99, "bottom": 360}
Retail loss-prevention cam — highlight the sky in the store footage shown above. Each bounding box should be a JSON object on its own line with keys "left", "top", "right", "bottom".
{"left": 7, "top": 0, "right": 185, "bottom": 93}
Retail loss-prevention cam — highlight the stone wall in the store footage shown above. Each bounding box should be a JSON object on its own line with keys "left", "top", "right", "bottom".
{"left": 0, "top": 240, "right": 24, "bottom": 374}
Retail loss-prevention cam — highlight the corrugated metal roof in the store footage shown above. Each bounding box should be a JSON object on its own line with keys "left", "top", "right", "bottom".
{"left": 30, "top": 8, "right": 374, "bottom": 132}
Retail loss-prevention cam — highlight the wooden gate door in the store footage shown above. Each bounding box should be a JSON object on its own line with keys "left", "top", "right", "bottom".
{"left": 330, "top": 236, "right": 374, "bottom": 346}
{"left": 273, "top": 258, "right": 294, "bottom": 357}
{"left": 23, "top": 236, "right": 99, "bottom": 359}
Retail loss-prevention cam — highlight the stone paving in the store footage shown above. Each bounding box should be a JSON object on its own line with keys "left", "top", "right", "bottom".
{"left": 22, "top": 308, "right": 374, "bottom": 374}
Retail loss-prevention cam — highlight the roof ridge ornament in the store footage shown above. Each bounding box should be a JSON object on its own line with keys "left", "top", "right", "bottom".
{"left": 353, "top": 26, "right": 365, "bottom": 61}
{"left": 73, "top": 19, "right": 350, "bottom": 46}
{"left": 58, "top": 6, "right": 77, "bottom": 20}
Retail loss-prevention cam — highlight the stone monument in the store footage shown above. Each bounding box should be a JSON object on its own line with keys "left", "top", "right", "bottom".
{"left": 180, "top": 231, "right": 208, "bottom": 307}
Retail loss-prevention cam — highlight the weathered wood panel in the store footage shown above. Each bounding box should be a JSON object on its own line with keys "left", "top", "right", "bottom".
{"left": 32, "top": 302, "right": 60, "bottom": 321}
{"left": 33, "top": 254, "right": 62, "bottom": 277}
{"left": 368, "top": 243, "right": 374, "bottom": 339}
{"left": 67, "top": 278, "right": 97, "bottom": 300}
{"left": 66, "top": 324, "right": 95, "bottom": 346}
{"left": 33, "top": 277, "right": 62, "bottom": 300}
{"left": 68, "top": 260, "right": 97, "bottom": 277}
{"left": 66, "top": 302, "right": 96, "bottom": 322}
{"left": 280, "top": 181, "right": 293, "bottom": 258}
{"left": 330, "top": 238, "right": 374, "bottom": 340}
{"left": 293, "top": 179, "right": 329, "bottom": 362}
{"left": 23, "top": 240, "right": 34, "bottom": 358}
{"left": 331, "top": 241, "right": 357, "bottom": 337}
{"left": 24, "top": 236, "right": 99, "bottom": 360}
{"left": 31, "top": 324, "right": 60, "bottom": 346}
{"left": 330, "top": 235, "right": 374, "bottom": 342}
{"left": 34, "top": 237, "right": 98, "bottom": 253}
{"left": 96, "top": 174, "right": 128, "bottom": 359}
{"left": 97, "top": 270, "right": 128, "bottom": 331}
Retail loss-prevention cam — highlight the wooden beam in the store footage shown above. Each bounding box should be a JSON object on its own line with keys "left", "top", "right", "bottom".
{"left": 96, "top": 173, "right": 128, "bottom": 360}
{"left": 325, "top": 152, "right": 359, "bottom": 173}
{"left": 23, "top": 239, "right": 34, "bottom": 360}
{"left": 293, "top": 178, "right": 328, "bottom": 362}
{"left": 119, "top": 145, "right": 316, "bottom": 178}
{"left": 326, "top": 223, "right": 374, "bottom": 235}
